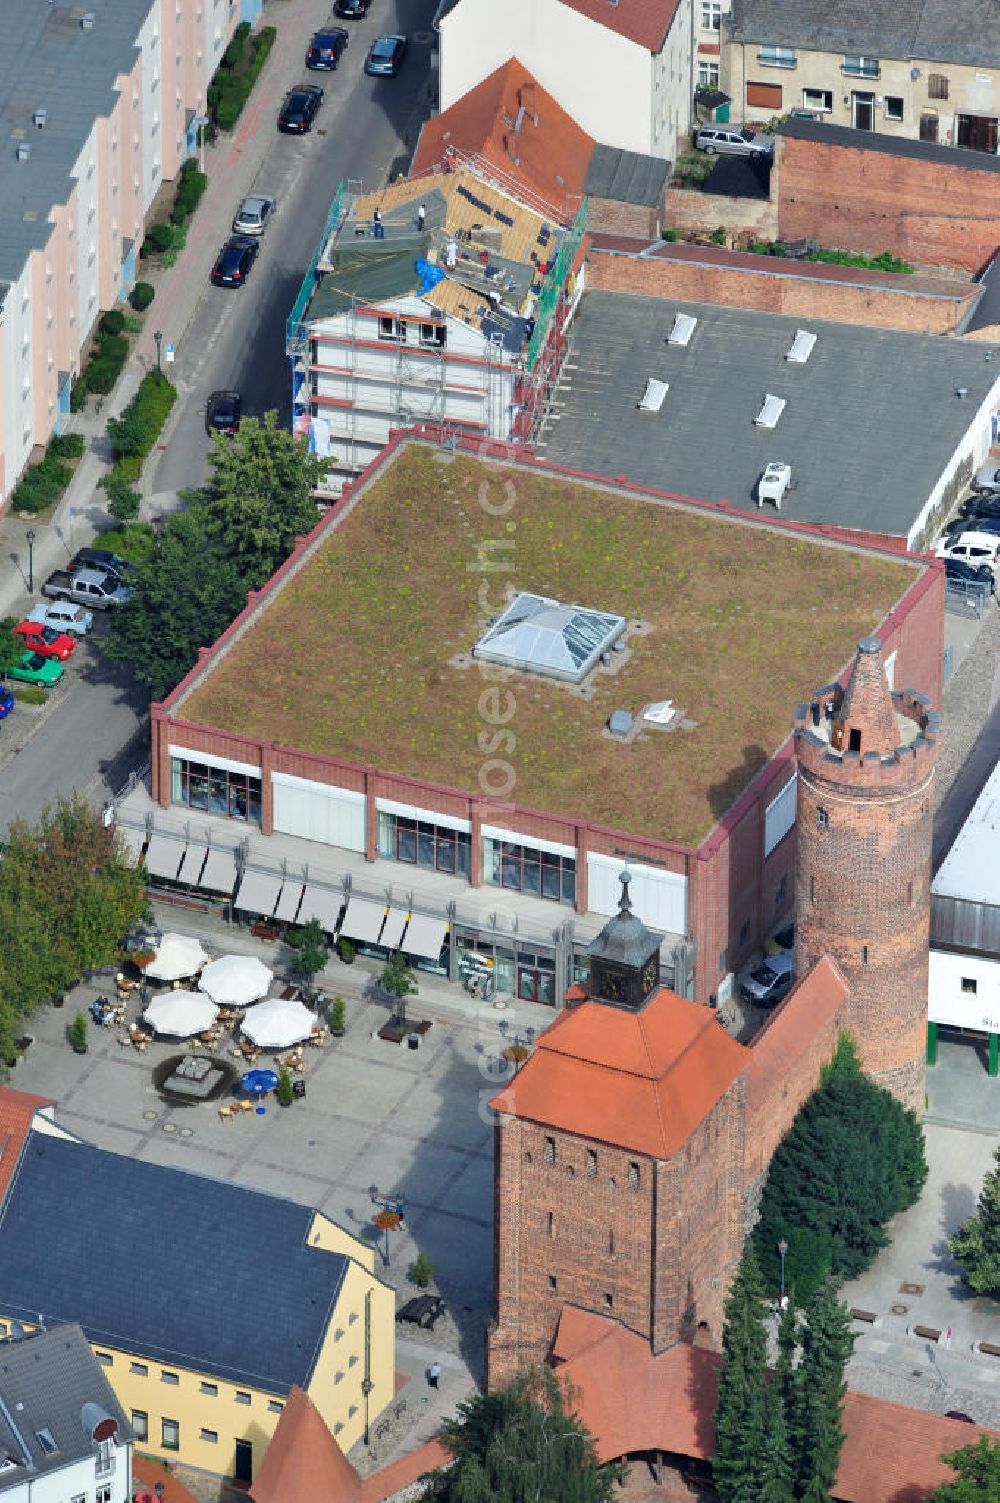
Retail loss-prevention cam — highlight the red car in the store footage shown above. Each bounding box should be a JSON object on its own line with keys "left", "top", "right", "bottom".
{"left": 15, "top": 620, "right": 76, "bottom": 661}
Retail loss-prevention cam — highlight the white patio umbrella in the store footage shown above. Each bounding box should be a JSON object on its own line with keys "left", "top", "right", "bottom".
{"left": 144, "top": 990, "right": 218, "bottom": 1038}
{"left": 145, "top": 932, "right": 209, "bottom": 982}
{"left": 199, "top": 954, "right": 273, "bottom": 1008}
{"left": 241, "top": 997, "right": 316, "bottom": 1050}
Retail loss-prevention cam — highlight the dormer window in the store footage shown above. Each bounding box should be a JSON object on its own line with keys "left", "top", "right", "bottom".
{"left": 35, "top": 1429, "right": 57, "bottom": 1456}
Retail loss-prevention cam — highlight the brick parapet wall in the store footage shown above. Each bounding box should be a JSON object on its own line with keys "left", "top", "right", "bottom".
{"left": 588, "top": 196, "right": 661, "bottom": 241}
{"left": 666, "top": 185, "right": 777, "bottom": 239}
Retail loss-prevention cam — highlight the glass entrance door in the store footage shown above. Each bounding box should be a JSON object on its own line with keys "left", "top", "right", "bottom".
{"left": 852, "top": 91, "right": 875, "bottom": 130}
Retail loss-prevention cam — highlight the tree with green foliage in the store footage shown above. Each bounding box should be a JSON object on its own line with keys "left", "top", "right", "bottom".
{"left": 380, "top": 950, "right": 418, "bottom": 1024}
{"left": 200, "top": 411, "right": 325, "bottom": 577}
{"left": 950, "top": 1145, "right": 1000, "bottom": 1296}
{"left": 788, "top": 1280, "right": 854, "bottom": 1502}
{"left": 425, "top": 1366, "right": 616, "bottom": 1503}
{"left": 0, "top": 616, "right": 24, "bottom": 674}
{"left": 932, "top": 1436, "right": 1000, "bottom": 1501}
{"left": 0, "top": 797, "right": 148, "bottom": 1060}
{"left": 713, "top": 1247, "right": 770, "bottom": 1503}
{"left": 753, "top": 1036, "right": 927, "bottom": 1298}
{"left": 286, "top": 918, "right": 328, "bottom": 984}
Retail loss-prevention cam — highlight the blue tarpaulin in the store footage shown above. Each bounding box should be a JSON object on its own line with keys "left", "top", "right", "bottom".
{"left": 416, "top": 257, "right": 446, "bottom": 294}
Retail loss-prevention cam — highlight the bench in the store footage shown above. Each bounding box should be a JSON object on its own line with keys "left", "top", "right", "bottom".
{"left": 251, "top": 921, "right": 280, "bottom": 942}
{"left": 850, "top": 1308, "right": 878, "bottom": 1324}
{"left": 913, "top": 1324, "right": 942, "bottom": 1342}
{"left": 979, "top": 1341, "right": 1000, "bottom": 1358}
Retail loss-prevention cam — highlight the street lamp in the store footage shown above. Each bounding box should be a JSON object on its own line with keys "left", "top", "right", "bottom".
{"left": 25, "top": 529, "right": 35, "bottom": 593}
{"left": 153, "top": 329, "right": 163, "bottom": 379}
{"left": 778, "top": 1238, "right": 789, "bottom": 1303}
{"left": 368, "top": 1185, "right": 405, "bottom": 1267}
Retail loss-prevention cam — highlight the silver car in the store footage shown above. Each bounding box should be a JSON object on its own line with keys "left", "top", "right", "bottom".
{"left": 232, "top": 194, "right": 277, "bottom": 236}
{"left": 696, "top": 125, "right": 773, "bottom": 157}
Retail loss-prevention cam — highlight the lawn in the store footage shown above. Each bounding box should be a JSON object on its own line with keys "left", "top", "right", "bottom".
{"left": 178, "top": 444, "right": 916, "bottom": 847}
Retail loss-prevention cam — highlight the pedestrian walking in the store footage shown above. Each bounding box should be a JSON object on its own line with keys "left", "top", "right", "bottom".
{"left": 417, "top": 203, "right": 426, "bottom": 232}
{"left": 373, "top": 207, "right": 384, "bottom": 240}
{"left": 428, "top": 1361, "right": 441, "bottom": 1389}
{"left": 946, "top": 1326, "right": 953, "bottom": 1349}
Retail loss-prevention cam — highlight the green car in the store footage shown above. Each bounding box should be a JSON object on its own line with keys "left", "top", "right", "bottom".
{"left": 7, "top": 651, "right": 64, "bottom": 688}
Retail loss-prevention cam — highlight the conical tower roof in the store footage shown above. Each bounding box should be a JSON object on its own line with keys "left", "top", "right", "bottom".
{"left": 838, "top": 636, "right": 899, "bottom": 756}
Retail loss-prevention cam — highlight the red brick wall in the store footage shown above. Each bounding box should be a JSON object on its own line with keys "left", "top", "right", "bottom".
{"left": 586, "top": 249, "right": 974, "bottom": 334}
{"left": 776, "top": 133, "right": 1000, "bottom": 276}
{"left": 588, "top": 195, "right": 661, "bottom": 240}
{"left": 667, "top": 186, "right": 777, "bottom": 239}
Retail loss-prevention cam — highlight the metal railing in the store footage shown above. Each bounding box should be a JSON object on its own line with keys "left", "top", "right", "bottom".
{"left": 286, "top": 180, "right": 348, "bottom": 356}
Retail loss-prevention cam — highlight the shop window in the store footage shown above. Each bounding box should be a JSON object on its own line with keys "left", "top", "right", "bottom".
{"left": 484, "top": 836, "right": 576, "bottom": 906}
{"left": 378, "top": 812, "right": 471, "bottom": 878}
{"left": 162, "top": 1418, "right": 180, "bottom": 1452}
{"left": 170, "top": 757, "right": 260, "bottom": 824}
{"left": 131, "top": 1411, "right": 148, "bottom": 1441}
{"left": 962, "top": 977, "right": 978, "bottom": 994}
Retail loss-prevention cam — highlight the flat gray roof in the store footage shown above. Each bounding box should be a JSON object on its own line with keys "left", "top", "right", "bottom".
{"left": 933, "top": 756, "right": 1000, "bottom": 905}
{"left": 584, "top": 144, "right": 671, "bottom": 207}
{"left": 542, "top": 289, "right": 1000, "bottom": 540}
{"left": 728, "top": 0, "right": 1000, "bottom": 69}
{"left": 0, "top": 0, "right": 151, "bottom": 284}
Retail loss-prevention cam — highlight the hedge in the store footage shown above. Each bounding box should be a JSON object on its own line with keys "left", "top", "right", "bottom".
{"left": 208, "top": 24, "right": 276, "bottom": 132}
{"left": 76, "top": 321, "right": 130, "bottom": 399}
{"left": 8, "top": 432, "right": 84, "bottom": 515}
{"left": 130, "top": 282, "right": 155, "bottom": 312}
{"left": 100, "top": 310, "right": 126, "bottom": 337}
{"left": 48, "top": 433, "right": 85, "bottom": 461}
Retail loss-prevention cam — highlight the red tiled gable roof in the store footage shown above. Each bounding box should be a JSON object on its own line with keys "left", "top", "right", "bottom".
{"left": 360, "top": 1438, "right": 453, "bottom": 1502}
{"left": 744, "top": 956, "right": 849, "bottom": 1105}
{"left": 0, "top": 1087, "right": 52, "bottom": 1204}
{"left": 251, "top": 1388, "right": 361, "bottom": 1503}
{"left": 490, "top": 989, "right": 748, "bottom": 1157}
{"left": 560, "top": 0, "right": 681, "bottom": 51}
{"left": 411, "top": 59, "right": 593, "bottom": 222}
{"left": 552, "top": 1309, "right": 995, "bottom": 1503}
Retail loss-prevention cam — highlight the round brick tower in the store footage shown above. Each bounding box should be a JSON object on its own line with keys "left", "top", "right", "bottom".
{"left": 794, "top": 637, "right": 939, "bottom": 1113}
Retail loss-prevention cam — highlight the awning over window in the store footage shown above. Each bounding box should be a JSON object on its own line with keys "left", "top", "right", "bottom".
{"left": 402, "top": 913, "right": 449, "bottom": 960}
{"left": 176, "top": 845, "right": 207, "bottom": 884}
{"left": 380, "top": 907, "right": 409, "bottom": 950}
{"left": 274, "top": 882, "right": 304, "bottom": 923}
{"left": 298, "top": 885, "right": 343, "bottom": 932}
{"left": 234, "top": 869, "right": 283, "bottom": 916}
{"left": 199, "top": 848, "right": 238, "bottom": 893}
{"left": 339, "top": 896, "right": 387, "bottom": 944}
{"left": 144, "top": 834, "right": 185, "bottom": 882}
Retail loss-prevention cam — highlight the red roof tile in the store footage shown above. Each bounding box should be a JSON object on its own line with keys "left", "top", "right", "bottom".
{"left": 0, "top": 1087, "right": 52, "bottom": 1204}
{"left": 359, "top": 1438, "right": 452, "bottom": 1502}
{"left": 559, "top": 0, "right": 681, "bottom": 50}
{"left": 411, "top": 59, "right": 593, "bottom": 222}
{"left": 490, "top": 990, "right": 748, "bottom": 1157}
{"left": 250, "top": 1388, "right": 361, "bottom": 1503}
{"left": 552, "top": 1310, "right": 996, "bottom": 1502}
{"left": 744, "top": 956, "right": 848, "bottom": 1106}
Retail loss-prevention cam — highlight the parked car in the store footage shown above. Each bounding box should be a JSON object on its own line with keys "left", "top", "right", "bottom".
{"left": 14, "top": 620, "right": 76, "bottom": 661}
{"left": 741, "top": 950, "right": 794, "bottom": 1008}
{"left": 963, "top": 492, "right": 1000, "bottom": 522}
{"left": 335, "top": 0, "right": 370, "bottom": 14}
{"left": 206, "top": 390, "right": 242, "bottom": 437}
{"left": 70, "top": 547, "right": 135, "bottom": 580}
{"left": 935, "top": 529, "right": 1000, "bottom": 576}
{"left": 232, "top": 194, "right": 277, "bottom": 236}
{"left": 27, "top": 601, "right": 94, "bottom": 637}
{"left": 210, "top": 236, "right": 260, "bottom": 288}
{"left": 306, "top": 26, "right": 348, "bottom": 69}
{"left": 277, "top": 84, "right": 324, "bottom": 132}
{"left": 5, "top": 651, "right": 64, "bottom": 688}
{"left": 696, "top": 125, "right": 772, "bottom": 157}
{"left": 364, "top": 35, "right": 407, "bottom": 76}
{"left": 973, "top": 463, "right": 1000, "bottom": 493}
{"left": 944, "top": 556, "right": 995, "bottom": 591}
{"left": 766, "top": 923, "right": 794, "bottom": 956}
{"left": 43, "top": 567, "right": 129, "bottom": 610}
{"left": 0, "top": 686, "right": 14, "bottom": 720}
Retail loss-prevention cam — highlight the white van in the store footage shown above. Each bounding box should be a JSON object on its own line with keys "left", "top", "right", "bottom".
{"left": 935, "top": 530, "right": 1000, "bottom": 576}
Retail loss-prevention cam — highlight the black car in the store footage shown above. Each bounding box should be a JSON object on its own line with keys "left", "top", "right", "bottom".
{"left": 278, "top": 84, "right": 324, "bottom": 132}
{"left": 70, "top": 547, "right": 135, "bottom": 580}
{"left": 963, "top": 492, "right": 1000, "bottom": 522}
{"left": 944, "top": 557, "right": 994, "bottom": 590}
{"left": 306, "top": 27, "right": 348, "bottom": 69}
{"left": 206, "top": 390, "right": 242, "bottom": 437}
{"left": 364, "top": 34, "right": 407, "bottom": 76}
{"left": 210, "top": 236, "right": 259, "bottom": 287}
{"left": 334, "top": 0, "right": 370, "bottom": 14}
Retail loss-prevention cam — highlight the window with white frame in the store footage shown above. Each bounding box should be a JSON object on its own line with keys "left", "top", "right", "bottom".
{"left": 701, "top": 0, "right": 721, "bottom": 29}
{"left": 884, "top": 95, "right": 904, "bottom": 121}
{"left": 377, "top": 315, "right": 405, "bottom": 342}
{"left": 843, "top": 55, "right": 879, "bottom": 77}
{"left": 698, "top": 60, "right": 720, "bottom": 87}
{"left": 758, "top": 45, "right": 796, "bottom": 67}
{"left": 802, "top": 88, "right": 833, "bottom": 111}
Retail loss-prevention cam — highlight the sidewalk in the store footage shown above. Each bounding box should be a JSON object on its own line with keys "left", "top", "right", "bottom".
{"left": 0, "top": 0, "right": 338, "bottom": 627}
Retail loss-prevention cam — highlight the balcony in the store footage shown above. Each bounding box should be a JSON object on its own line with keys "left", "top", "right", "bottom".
{"left": 842, "top": 58, "right": 880, "bottom": 78}
{"left": 757, "top": 48, "right": 796, "bottom": 68}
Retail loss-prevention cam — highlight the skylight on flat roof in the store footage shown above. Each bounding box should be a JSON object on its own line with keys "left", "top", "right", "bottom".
{"left": 786, "top": 329, "right": 817, "bottom": 363}
{"left": 473, "top": 591, "right": 626, "bottom": 683}
{"left": 668, "top": 312, "right": 697, "bottom": 347}
{"left": 755, "top": 393, "right": 786, "bottom": 429}
{"left": 638, "top": 378, "right": 669, "bottom": 412}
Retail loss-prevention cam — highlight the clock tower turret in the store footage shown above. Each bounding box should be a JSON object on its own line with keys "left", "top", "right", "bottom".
{"left": 588, "top": 871, "right": 663, "bottom": 1010}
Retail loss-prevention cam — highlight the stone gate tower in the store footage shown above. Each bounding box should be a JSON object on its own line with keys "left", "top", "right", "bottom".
{"left": 794, "top": 637, "right": 939, "bottom": 1112}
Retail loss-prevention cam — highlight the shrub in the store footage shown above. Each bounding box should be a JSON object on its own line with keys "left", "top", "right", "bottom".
{"left": 104, "top": 373, "right": 177, "bottom": 481}
{"left": 130, "top": 282, "right": 155, "bottom": 312}
{"left": 100, "top": 309, "right": 126, "bottom": 337}
{"left": 95, "top": 523, "right": 156, "bottom": 566}
{"left": 661, "top": 227, "right": 680, "bottom": 242}
{"left": 208, "top": 24, "right": 274, "bottom": 130}
{"left": 710, "top": 225, "right": 727, "bottom": 246}
{"left": 276, "top": 1068, "right": 294, "bottom": 1107}
{"left": 214, "top": 85, "right": 247, "bottom": 132}
{"left": 175, "top": 166, "right": 208, "bottom": 219}
{"left": 85, "top": 357, "right": 120, "bottom": 395}
{"left": 48, "top": 433, "right": 85, "bottom": 460}
{"left": 409, "top": 1251, "right": 433, "bottom": 1288}
{"left": 70, "top": 1011, "right": 88, "bottom": 1050}
{"left": 221, "top": 21, "right": 251, "bottom": 70}
{"left": 144, "top": 222, "right": 176, "bottom": 254}
{"left": 9, "top": 447, "right": 75, "bottom": 514}
{"left": 806, "top": 246, "right": 913, "bottom": 274}
{"left": 98, "top": 332, "right": 129, "bottom": 364}
{"left": 104, "top": 471, "right": 142, "bottom": 523}
{"left": 329, "top": 995, "right": 346, "bottom": 1034}
{"left": 70, "top": 376, "right": 89, "bottom": 411}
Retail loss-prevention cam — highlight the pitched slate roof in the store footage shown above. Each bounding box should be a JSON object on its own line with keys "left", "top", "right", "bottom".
{"left": 0, "top": 1134, "right": 350, "bottom": 1394}
{"left": 728, "top": 0, "right": 1000, "bottom": 68}
{"left": 584, "top": 144, "right": 671, "bottom": 207}
{"left": 0, "top": 1323, "right": 130, "bottom": 1489}
{"left": 0, "top": 1087, "right": 52, "bottom": 1204}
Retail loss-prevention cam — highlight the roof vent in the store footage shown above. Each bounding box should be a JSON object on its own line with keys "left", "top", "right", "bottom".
{"left": 609, "top": 710, "right": 633, "bottom": 737}
{"left": 956, "top": 386, "right": 969, "bottom": 399}
{"left": 32, "top": 109, "right": 47, "bottom": 130}
{"left": 785, "top": 328, "right": 816, "bottom": 363}
{"left": 755, "top": 393, "right": 786, "bottom": 428}
{"left": 668, "top": 312, "right": 697, "bottom": 347}
{"left": 80, "top": 11, "right": 96, "bottom": 27}
{"left": 638, "top": 377, "right": 668, "bottom": 412}
{"left": 16, "top": 142, "right": 30, "bottom": 163}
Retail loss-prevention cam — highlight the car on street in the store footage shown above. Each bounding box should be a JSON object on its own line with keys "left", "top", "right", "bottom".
{"left": 70, "top": 547, "right": 134, "bottom": 580}
{"left": 306, "top": 27, "right": 348, "bottom": 69}
{"left": 935, "top": 529, "right": 1000, "bottom": 576}
{"left": 5, "top": 651, "right": 64, "bottom": 688}
{"left": 277, "top": 84, "right": 324, "bottom": 132}
{"left": 963, "top": 492, "right": 1000, "bottom": 522}
{"left": 0, "top": 686, "right": 14, "bottom": 720}
{"left": 206, "top": 390, "right": 242, "bottom": 437}
{"left": 741, "top": 950, "right": 794, "bottom": 1008}
{"left": 232, "top": 194, "right": 277, "bottom": 236}
{"left": 27, "top": 602, "right": 94, "bottom": 637}
{"left": 14, "top": 621, "right": 76, "bottom": 661}
{"left": 335, "top": 0, "right": 370, "bottom": 14}
{"left": 364, "top": 35, "right": 407, "bottom": 76}
{"left": 696, "top": 125, "right": 772, "bottom": 157}
{"left": 944, "top": 556, "right": 995, "bottom": 590}
{"left": 973, "top": 463, "right": 1000, "bottom": 493}
{"left": 210, "top": 236, "right": 260, "bottom": 288}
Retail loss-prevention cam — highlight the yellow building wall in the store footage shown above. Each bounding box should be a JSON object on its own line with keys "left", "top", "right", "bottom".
{"left": 308, "top": 1209, "right": 376, "bottom": 1272}
{"left": 306, "top": 1260, "right": 396, "bottom": 1454}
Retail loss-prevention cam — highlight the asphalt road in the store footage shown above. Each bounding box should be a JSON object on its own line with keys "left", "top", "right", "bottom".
{"left": 0, "top": 0, "right": 437, "bottom": 835}
{"left": 148, "top": 0, "right": 439, "bottom": 500}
